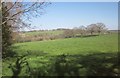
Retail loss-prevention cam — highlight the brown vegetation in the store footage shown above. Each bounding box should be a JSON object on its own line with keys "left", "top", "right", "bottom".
{"left": 14, "top": 23, "right": 109, "bottom": 43}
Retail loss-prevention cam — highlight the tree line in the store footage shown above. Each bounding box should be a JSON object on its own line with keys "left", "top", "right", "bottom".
{"left": 63, "top": 23, "right": 108, "bottom": 38}
{"left": 14, "top": 22, "right": 109, "bottom": 43}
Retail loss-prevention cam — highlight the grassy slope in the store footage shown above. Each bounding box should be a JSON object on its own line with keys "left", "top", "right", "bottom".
{"left": 14, "top": 33, "right": 118, "bottom": 55}
{"left": 3, "top": 33, "right": 118, "bottom": 76}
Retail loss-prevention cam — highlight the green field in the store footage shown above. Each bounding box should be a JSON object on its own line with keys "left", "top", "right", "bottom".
{"left": 3, "top": 33, "right": 118, "bottom": 76}
{"left": 14, "top": 33, "right": 118, "bottom": 55}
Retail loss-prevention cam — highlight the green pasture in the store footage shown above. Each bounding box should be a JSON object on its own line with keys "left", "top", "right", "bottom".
{"left": 2, "top": 33, "right": 118, "bottom": 76}
{"left": 14, "top": 33, "right": 118, "bottom": 55}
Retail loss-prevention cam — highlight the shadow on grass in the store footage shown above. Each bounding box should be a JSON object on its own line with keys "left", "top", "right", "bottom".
{"left": 76, "top": 52, "right": 119, "bottom": 76}
{"left": 28, "top": 52, "right": 119, "bottom": 76}
{"left": 3, "top": 50, "right": 119, "bottom": 77}
{"left": 2, "top": 47, "right": 17, "bottom": 59}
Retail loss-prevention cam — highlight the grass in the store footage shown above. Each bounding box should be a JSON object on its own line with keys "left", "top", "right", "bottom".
{"left": 2, "top": 33, "right": 118, "bottom": 76}
{"left": 14, "top": 33, "right": 118, "bottom": 55}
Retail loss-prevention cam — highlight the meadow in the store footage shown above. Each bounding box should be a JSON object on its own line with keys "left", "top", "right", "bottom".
{"left": 14, "top": 33, "right": 118, "bottom": 55}
{"left": 2, "top": 33, "right": 119, "bottom": 76}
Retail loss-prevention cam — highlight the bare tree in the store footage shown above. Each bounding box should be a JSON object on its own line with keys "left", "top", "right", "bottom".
{"left": 1, "top": 0, "right": 50, "bottom": 58}
{"left": 87, "top": 24, "right": 98, "bottom": 35}
{"left": 2, "top": 1, "right": 50, "bottom": 29}
{"left": 96, "top": 23, "right": 107, "bottom": 34}
{"left": 63, "top": 29, "right": 74, "bottom": 38}
{"left": 78, "top": 25, "right": 86, "bottom": 36}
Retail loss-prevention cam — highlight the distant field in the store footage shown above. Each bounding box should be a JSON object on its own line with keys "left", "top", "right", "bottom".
{"left": 3, "top": 33, "right": 118, "bottom": 76}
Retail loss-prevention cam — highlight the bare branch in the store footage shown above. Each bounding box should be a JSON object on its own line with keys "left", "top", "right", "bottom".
{"left": 3, "top": 0, "right": 18, "bottom": 16}
{"left": 1, "top": 2, "right": 46, "bottom": 25}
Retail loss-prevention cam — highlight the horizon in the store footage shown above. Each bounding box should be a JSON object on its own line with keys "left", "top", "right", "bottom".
{"left": 20, "top": 28, "right": 119, "bottom": 32}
